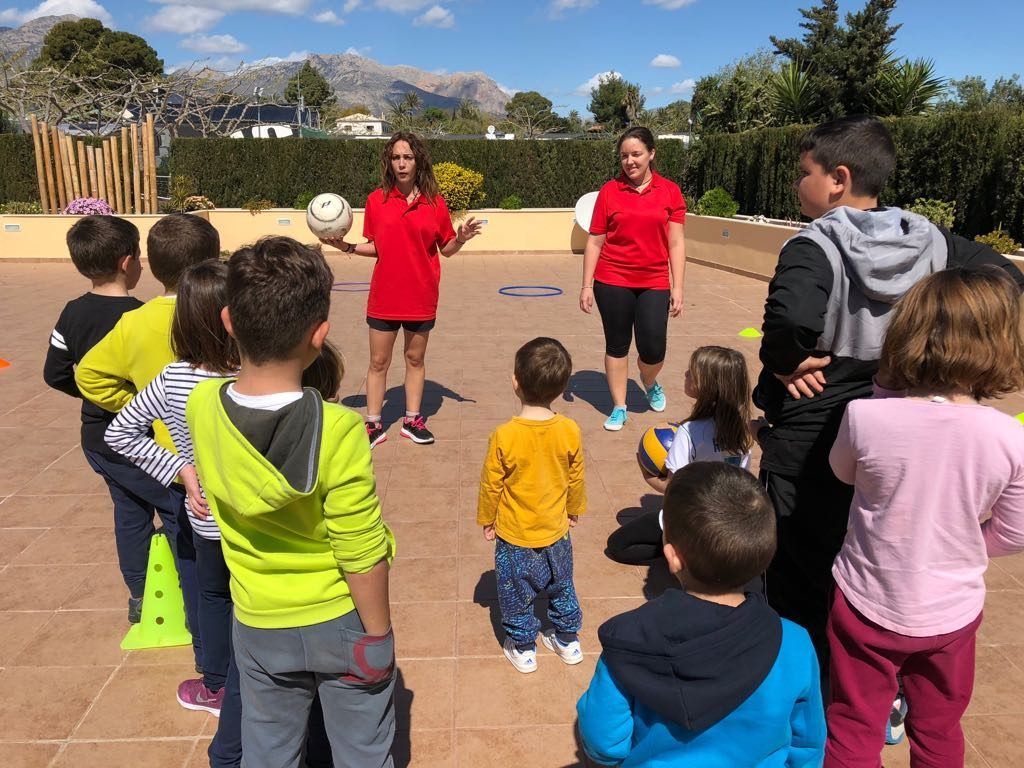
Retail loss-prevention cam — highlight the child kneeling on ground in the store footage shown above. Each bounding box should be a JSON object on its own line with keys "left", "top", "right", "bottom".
{"left": 578, "top": 462, "right": 825, "bottom": 767}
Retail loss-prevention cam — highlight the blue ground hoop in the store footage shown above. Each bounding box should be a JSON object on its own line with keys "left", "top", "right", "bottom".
{"left": 332, "top": 282, "right": 370, "bottom": 292}
{"left": 498, "top": 285, "right": 563, "bottom": 298}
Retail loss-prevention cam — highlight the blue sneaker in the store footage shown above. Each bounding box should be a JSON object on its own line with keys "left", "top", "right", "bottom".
{"left": 645, "top": 382, "right": 667, "bottom": 412}
{"left": 885, "top": 695, "right": 907, "bottom": 745}
{"left": 604, "top": 406, "right": 628, "bottom": 431}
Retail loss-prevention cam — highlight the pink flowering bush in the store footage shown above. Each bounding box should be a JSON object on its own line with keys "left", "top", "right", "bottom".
{"left": 63, "top": 197, "right": 114, "bottom": 215}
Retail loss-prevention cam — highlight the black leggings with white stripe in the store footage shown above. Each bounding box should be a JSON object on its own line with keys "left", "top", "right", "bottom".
{"left": 593, "top": 280, "right": 670, "bottom": 364}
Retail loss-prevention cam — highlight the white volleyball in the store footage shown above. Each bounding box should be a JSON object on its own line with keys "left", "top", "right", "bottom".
{"left": 306, "top": 193, "right": 354, "bottom": 239}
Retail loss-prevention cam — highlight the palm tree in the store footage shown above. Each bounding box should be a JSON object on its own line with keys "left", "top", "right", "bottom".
{"left": 770, "top": 61, "right": 819, "bottom": 125}
{"left": 622, "top": 84, "right": 645, "bottom": 126}
{"left": 872, "top": 58, "right": 947, "bottom": 117}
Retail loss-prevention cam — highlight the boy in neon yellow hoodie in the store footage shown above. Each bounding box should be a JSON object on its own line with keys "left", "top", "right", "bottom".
{"left": 187, "top": 237, "right": 396, "bottom": 768}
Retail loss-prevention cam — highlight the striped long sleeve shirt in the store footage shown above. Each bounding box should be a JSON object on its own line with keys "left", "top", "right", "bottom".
{"left": 105, "top": 361, "right": 232, "bottom": 540}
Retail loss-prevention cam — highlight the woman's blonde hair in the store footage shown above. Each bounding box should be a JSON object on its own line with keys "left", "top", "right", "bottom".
{"left": 685, "top": 346, "right": 752, "bottom": 455}
{"left": 880, "top": 267, "right": 1024, "bottom": 400}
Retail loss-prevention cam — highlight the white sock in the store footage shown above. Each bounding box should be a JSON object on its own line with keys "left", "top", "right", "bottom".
{"left": 405, "top": 411, "right": 419, "bottom": 420}
{"left": 366, "top": 414, "right": 381, "bottom": 423}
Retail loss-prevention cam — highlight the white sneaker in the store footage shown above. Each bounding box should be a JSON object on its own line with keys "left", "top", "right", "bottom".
{"left": 502, "top": 637, "right": 537, "bottom": 673}
{"left": 541, "top": 630, "right": 584, "bottom": 665}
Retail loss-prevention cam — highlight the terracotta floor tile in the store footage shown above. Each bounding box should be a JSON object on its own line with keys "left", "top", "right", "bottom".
{"left": 454, "top": 657, "right": 581, "bottom": 728}
{"left": 0, "top": 611, "right": 53, "bottom": 664}
{"left": 75, "top": 665, "right": 212, "bottom": 739}
{"left": 0, "top": 742, "right": 61, "bottom": 768}
{"left": 387, "top": 520, "right": 458, "bottom": 558}
{"left": 978, "top": 591, "right": 1024, "bottom": 645}
{"left": 390, "top": 556, "right": 458, "bottom": 603}
{"left": 392, "top": 601, "right": 457, "bottom": 659}
{"left": 455, "top": 600, "right": 504, "bottom": 657}
{"left": 0, "top": 527, "right": 46, "bottom": 565}
{"left": 457, "top": 519, "right": 494, "bottom": 557}
{"left": 0, "top": 564, "right": 94, "bottom": 611}
{"left": 13, "top": 526, "right": 117, "bottom": 565}
{"left": 184, "top": 739, "right": 213, "bottom": 768}
{"left": 395, "top": 659, "right": 455, "bottom": 732}
{"left": 386, "top": 458, "right": 461, "bottom": 490}
{"left": 457, "top": 555, "right": 498, "bottom": 601}
{"left": 0, "top": 493, "right": 113, "bottom": 528}
{"left": 456, "top": 724, "right": 588, "bottom": 767}
{"left": 963, "top": 714, "right": 1024, "bottom": 767}
{"left": 571, "top": 554, "right": 644, "bottom": 599}
{"left": 11, "top": 610, "right": 128, "bottom": 667}
{"left": 383, "top": 487, "right": 461, "bottom": 523}
{"left": 51, "top": 739, "right": 196, "bottom": 767}
{"left": 0, "top": 666, "right": 114, "bottom": 740}
{"left": 26, "top": 465, "right": 106, "bottom": 496}
{"left": 123, "top": 645, "right": 199, "bottom": 668}
{"left": 61, "top": 564, "right": 131, "bottom": 611}
{"left": 393, "top": 728, "right": 455, "bottom": 768}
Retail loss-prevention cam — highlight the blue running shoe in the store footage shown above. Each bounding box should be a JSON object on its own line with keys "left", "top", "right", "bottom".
{"left": 885, "top": 695, "right": 908, "bottom": 745}
{"left": 604, "top": 406, "right": 628, "bottom": 431}
{"left": 646, "top": 382, "right": 667, "bottom": 412}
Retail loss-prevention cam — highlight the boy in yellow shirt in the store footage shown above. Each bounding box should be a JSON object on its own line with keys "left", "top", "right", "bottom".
{"left": 478, "top": 337, "right": 586, "bottom": 673}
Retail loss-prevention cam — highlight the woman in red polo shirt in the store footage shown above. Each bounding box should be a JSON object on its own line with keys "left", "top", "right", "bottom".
{"left": 326, "top": 131, "right": 482, "bottom": 447}
{"left": 579, "top": 126, "right": 686, "bottom": 431}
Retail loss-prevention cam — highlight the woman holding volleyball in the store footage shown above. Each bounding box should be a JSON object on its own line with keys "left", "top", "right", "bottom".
{"left": 580, "top": 126, "right": 686, "bottom": 431}
{"left": 323, "top": 131, "right": 482, "bottom": 447}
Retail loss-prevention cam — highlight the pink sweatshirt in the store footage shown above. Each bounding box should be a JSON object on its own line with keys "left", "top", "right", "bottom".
{"left": 830, "top": 396, "right": 1024, "bottom": 636}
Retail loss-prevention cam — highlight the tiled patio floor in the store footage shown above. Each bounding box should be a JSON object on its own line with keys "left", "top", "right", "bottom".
{"left": 2, "top": 252, "right": 1024, "bottom": 767}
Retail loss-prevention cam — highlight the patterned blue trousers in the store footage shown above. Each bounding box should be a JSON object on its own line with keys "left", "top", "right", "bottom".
{"left": 495, "top": 534, "right": 582, "bottom": 650}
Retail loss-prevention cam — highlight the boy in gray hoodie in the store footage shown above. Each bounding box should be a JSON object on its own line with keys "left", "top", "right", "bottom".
{"left": 754, "top": 115, "right": 1024, "bottom": 680}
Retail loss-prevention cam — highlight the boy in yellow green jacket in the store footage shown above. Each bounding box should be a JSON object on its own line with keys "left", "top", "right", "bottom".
{"left": 187, "top": 237, "right": 395, "bottom": 768}
{"left": 478, "top": 337, "right": 586, "bottom": 674}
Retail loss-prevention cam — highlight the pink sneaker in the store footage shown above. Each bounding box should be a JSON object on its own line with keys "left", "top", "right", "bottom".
{"left": 176, "top": 678, "right": 224, "bottom": 717}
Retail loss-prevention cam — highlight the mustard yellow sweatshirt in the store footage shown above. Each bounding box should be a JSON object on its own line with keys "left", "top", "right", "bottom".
{"left": 75, "top": 297, "right": 176, "bottom": 451}
{"left": 477, "top": 414, "right": 586, "bottom": 548}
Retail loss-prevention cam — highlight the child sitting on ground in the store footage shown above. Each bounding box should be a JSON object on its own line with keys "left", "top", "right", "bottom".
{"left": 605, "top": 345, "right": 752, "bottom": 566}
{"left": 825, "top": 267, "right": 1024, "bottom": 767}
{"left": 578, "top": 462, "right": 825, "bottom": 767}
{"left": 477, "top": 337, "right": 586, "bottom": 673}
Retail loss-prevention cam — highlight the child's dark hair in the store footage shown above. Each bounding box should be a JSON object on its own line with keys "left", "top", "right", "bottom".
{"left": 798, "top": 115, "right": 896, "bottom": 198}
{"left": 880, "top": 267, "right": 1024, "bottom": 400}
{"left": 227, "top": 237, "right": 333, "bottom": 365}
{"left": 171, "top": 260, "right": 239, "bottom": 374}
{"left": 147, "top": 214, "right": 220, "bottom": 290}
{"left": 514, "top": 337, "right": 572, "bottom": 404}
{"left": 66, "top": 215, "right": 139, "bottom": 280}
{"left": 616, "top": 126, "right": 656, "bottom": 155}
{"left": 303, "top": 339, "right": 344, "bottom": 401}
{"left": 663, "top": 462, "right": 776, "bottom": 592}
{"left": 685, "top": 346, "right": 752, "bottom": 455}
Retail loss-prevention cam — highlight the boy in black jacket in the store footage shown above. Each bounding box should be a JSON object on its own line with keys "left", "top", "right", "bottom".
{"left": 43, "top": 216, "right": 183, "bottom": 624}
{"left": 755, "top": 115, "right": 1024, "bottom": 673}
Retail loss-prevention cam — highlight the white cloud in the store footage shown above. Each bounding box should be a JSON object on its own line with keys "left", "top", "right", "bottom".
{"left": 575, "top": 70, "right": 616, "bottom": 96}
{"left": 343, "top": 0, "right": 360, "bottom": 9}
{"left": 648, "top": 86, "right": 664, "bottom": 95}
{"left": 412, "top": 4, "right": 452, "bottom": 27}
{"left": 668, "top": 77, "right": 696, "bottom": 95}
{"left": 0, "top": 0, "right": 113, "bottom": 26}
{"left": 154, "top": 0, "right": 311, "bottom": 16}
{"left": 643, "top": 0, "right": 697, "bottom": 8}
{"left": 313, "top": 8, "right": 344, "bottom": 23}
{"left": 548, "top": 0, "right": 596, "bottom": 16}
{"left": 245, "top": 49, "right": 309, "bottom": 68}
{"left": 146, "top": 5, "right": 224, "bottom": 33}
{"left": 496, "top": 82, "right": 519, "bottom": 97}
{"left": 650, "top": 53, "right": 680, "bottom": 68}
{"left": 181, "top": 33, "right": 246, "bottom": 54}
{"left": 374, "top": 0, "right": 431, "bottom": 10}
{"left": 343, "top": 45, "right": 370, "bottom": 55}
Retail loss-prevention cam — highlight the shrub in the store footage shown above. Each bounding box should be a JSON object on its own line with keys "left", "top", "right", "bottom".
{"left": 168, "top": 174, "right": 196, "bottom": 213}
{"left": 975, "top": 230, "right": 1022, "bottom": 254}
{"left": 499, "top": 194, "right": 523, "bottom": 210}
{"left": 63, "top": 197, "right": 114, "bottom": 215}
{"left": 694, "top": 187, "right": 740, "bottom": 218}
{"left": 0, "top": 200, "right": 43, "bottom": 214}
{"left": 183, "top": 195, "right": 215, "bottom": 211}
{"left": 435, "top": 161, "right": 485, "bottom": 214}
{"left": 243, "top": 198, "right": 275, "bottom": 215}
{"left": 907, "top": 198, "right": 955, "bottom": 229}
{"left": 294, "top": 192, "right": 317, "bottom": 210}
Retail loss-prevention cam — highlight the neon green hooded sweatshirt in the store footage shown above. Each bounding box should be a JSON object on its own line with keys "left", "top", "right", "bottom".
{"left": 186, "top": 379, "right": 395, "bottom": 629}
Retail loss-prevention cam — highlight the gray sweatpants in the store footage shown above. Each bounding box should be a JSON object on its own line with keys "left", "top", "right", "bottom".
{"left": 233, "top": 611, "right": 396, "bottom": 768}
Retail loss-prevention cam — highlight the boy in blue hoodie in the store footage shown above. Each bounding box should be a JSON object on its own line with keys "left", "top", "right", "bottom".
{"left": 577, "top": 462, "right": 825, "bottom": 767}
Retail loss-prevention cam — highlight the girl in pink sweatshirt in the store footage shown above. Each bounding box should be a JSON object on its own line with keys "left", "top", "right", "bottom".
{"left": 825, "top": 267, "right": 1024, "bottom": 768}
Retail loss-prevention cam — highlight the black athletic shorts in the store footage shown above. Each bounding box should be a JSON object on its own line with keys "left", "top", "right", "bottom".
{"left": 366, "top": 316, "right": 436, "bottom": 333}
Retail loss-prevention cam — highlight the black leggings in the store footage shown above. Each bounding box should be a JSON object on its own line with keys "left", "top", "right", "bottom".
{"left": 592, "top": 281, "right": 670, "bottom": 363}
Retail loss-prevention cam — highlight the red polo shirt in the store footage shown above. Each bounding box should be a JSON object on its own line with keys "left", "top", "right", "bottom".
{"left": 363, "top": 187, "right": 457, "bottom": 321}
{"left": 590, "top": 171, "right": 686, "bottom": 290}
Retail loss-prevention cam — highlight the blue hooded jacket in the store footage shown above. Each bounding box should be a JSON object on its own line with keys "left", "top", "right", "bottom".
{"left": 576, "top": 590, "right": 825, "bottom": 767}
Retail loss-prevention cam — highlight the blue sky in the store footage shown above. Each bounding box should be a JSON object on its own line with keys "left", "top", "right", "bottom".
{"left": 2, "top": 0, "right": 1022, "bottom": 115}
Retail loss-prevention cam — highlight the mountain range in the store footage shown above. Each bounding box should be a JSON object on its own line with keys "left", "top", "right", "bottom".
{"left": 0, "top": 16, "right": 512, "bottom": 115}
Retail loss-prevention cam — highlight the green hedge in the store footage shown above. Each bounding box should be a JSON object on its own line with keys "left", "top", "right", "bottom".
{"left": 168, "top": 138, "right": 688, "bottom": 209}
{"left": 0, "top": 134, "right": 38, "bottom": 203}
{"left": 682, "top": 110, "right": 1024, "bottom": 241}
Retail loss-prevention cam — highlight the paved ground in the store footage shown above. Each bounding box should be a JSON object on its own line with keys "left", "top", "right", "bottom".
{"left": 2, "top": 252, "right": 1023, "bottom": 767}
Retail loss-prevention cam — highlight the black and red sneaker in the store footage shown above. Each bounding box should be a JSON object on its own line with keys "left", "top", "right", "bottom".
{"left": 400, "top": 415, "right": 434, "bottom": 444}
{"left": 366, "top": 421, "right": 388, "bottom": 448}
